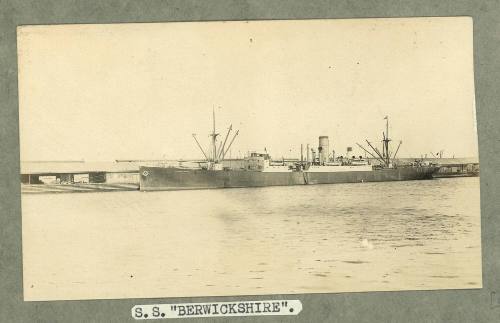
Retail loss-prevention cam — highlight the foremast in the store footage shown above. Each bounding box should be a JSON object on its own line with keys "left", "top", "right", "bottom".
{"left": 191, "top": 108, "right": 239, "bottom": 170}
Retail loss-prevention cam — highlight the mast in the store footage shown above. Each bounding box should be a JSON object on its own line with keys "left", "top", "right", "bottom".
{"left": 306, "top": 144, "right": 310, "bottom": 164}
{"left": 300, "top": 144, "right": 304, "bottom": 164}
{"left": 209, "top": 107, "right": 219, "bottom": 162}
{"left": 191, "top": 109, "right": 239, "bottom": 168}
{"left": 382, "top": 132, "right": 386, "bottom": 161}
{"left": 212, "top": 108, "right": 216, "bottom": 161}
{"left": 383, "top": 115, "right": 391, "bottom": 165}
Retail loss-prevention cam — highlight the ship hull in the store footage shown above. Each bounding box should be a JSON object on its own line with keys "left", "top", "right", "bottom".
{"left": 139, "top": 166, "right": 439, "bottom": 191}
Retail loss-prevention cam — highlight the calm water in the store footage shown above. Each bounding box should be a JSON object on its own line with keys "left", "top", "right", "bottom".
{"left": 22, "top": 177, "right": 482, "bottom": 301}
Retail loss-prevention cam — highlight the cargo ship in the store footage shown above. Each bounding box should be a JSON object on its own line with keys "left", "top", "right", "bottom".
{"left": 139, "top": 112, "right": 438, "bottom": 191}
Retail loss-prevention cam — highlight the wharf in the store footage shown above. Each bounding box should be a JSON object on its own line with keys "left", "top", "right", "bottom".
{"left": 21, "top": 183, "right": 138, "bottom": 194}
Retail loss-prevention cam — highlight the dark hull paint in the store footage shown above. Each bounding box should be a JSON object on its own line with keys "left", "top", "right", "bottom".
{"left": 139, "top": 166, "right": 439, "bottom": 191}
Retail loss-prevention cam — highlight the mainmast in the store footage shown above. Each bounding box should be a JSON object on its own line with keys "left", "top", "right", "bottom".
{"left": 357, "top": 115, "right": 400, "bottom": 168}
{"left": 383, "top": 115, "right": 391, "bottom": 165}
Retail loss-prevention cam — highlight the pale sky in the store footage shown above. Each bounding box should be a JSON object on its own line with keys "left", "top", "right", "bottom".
{"left": 18, "top": 18, "right": 477, "bottom": 161}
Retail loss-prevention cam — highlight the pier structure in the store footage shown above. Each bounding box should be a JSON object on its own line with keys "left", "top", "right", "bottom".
{"left": 20, "top": 161, "right": 142, "bottom": 193}
{"left": 20, "top": 161, "right": 140, "bottom": 184}
{"left": 432, "top": 161, "right": 479, "bottom": 178}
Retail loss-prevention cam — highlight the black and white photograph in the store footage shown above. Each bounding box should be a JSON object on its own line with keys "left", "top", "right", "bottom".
{"left": 17, "top": 17, "right": 481, "bottom": 301}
